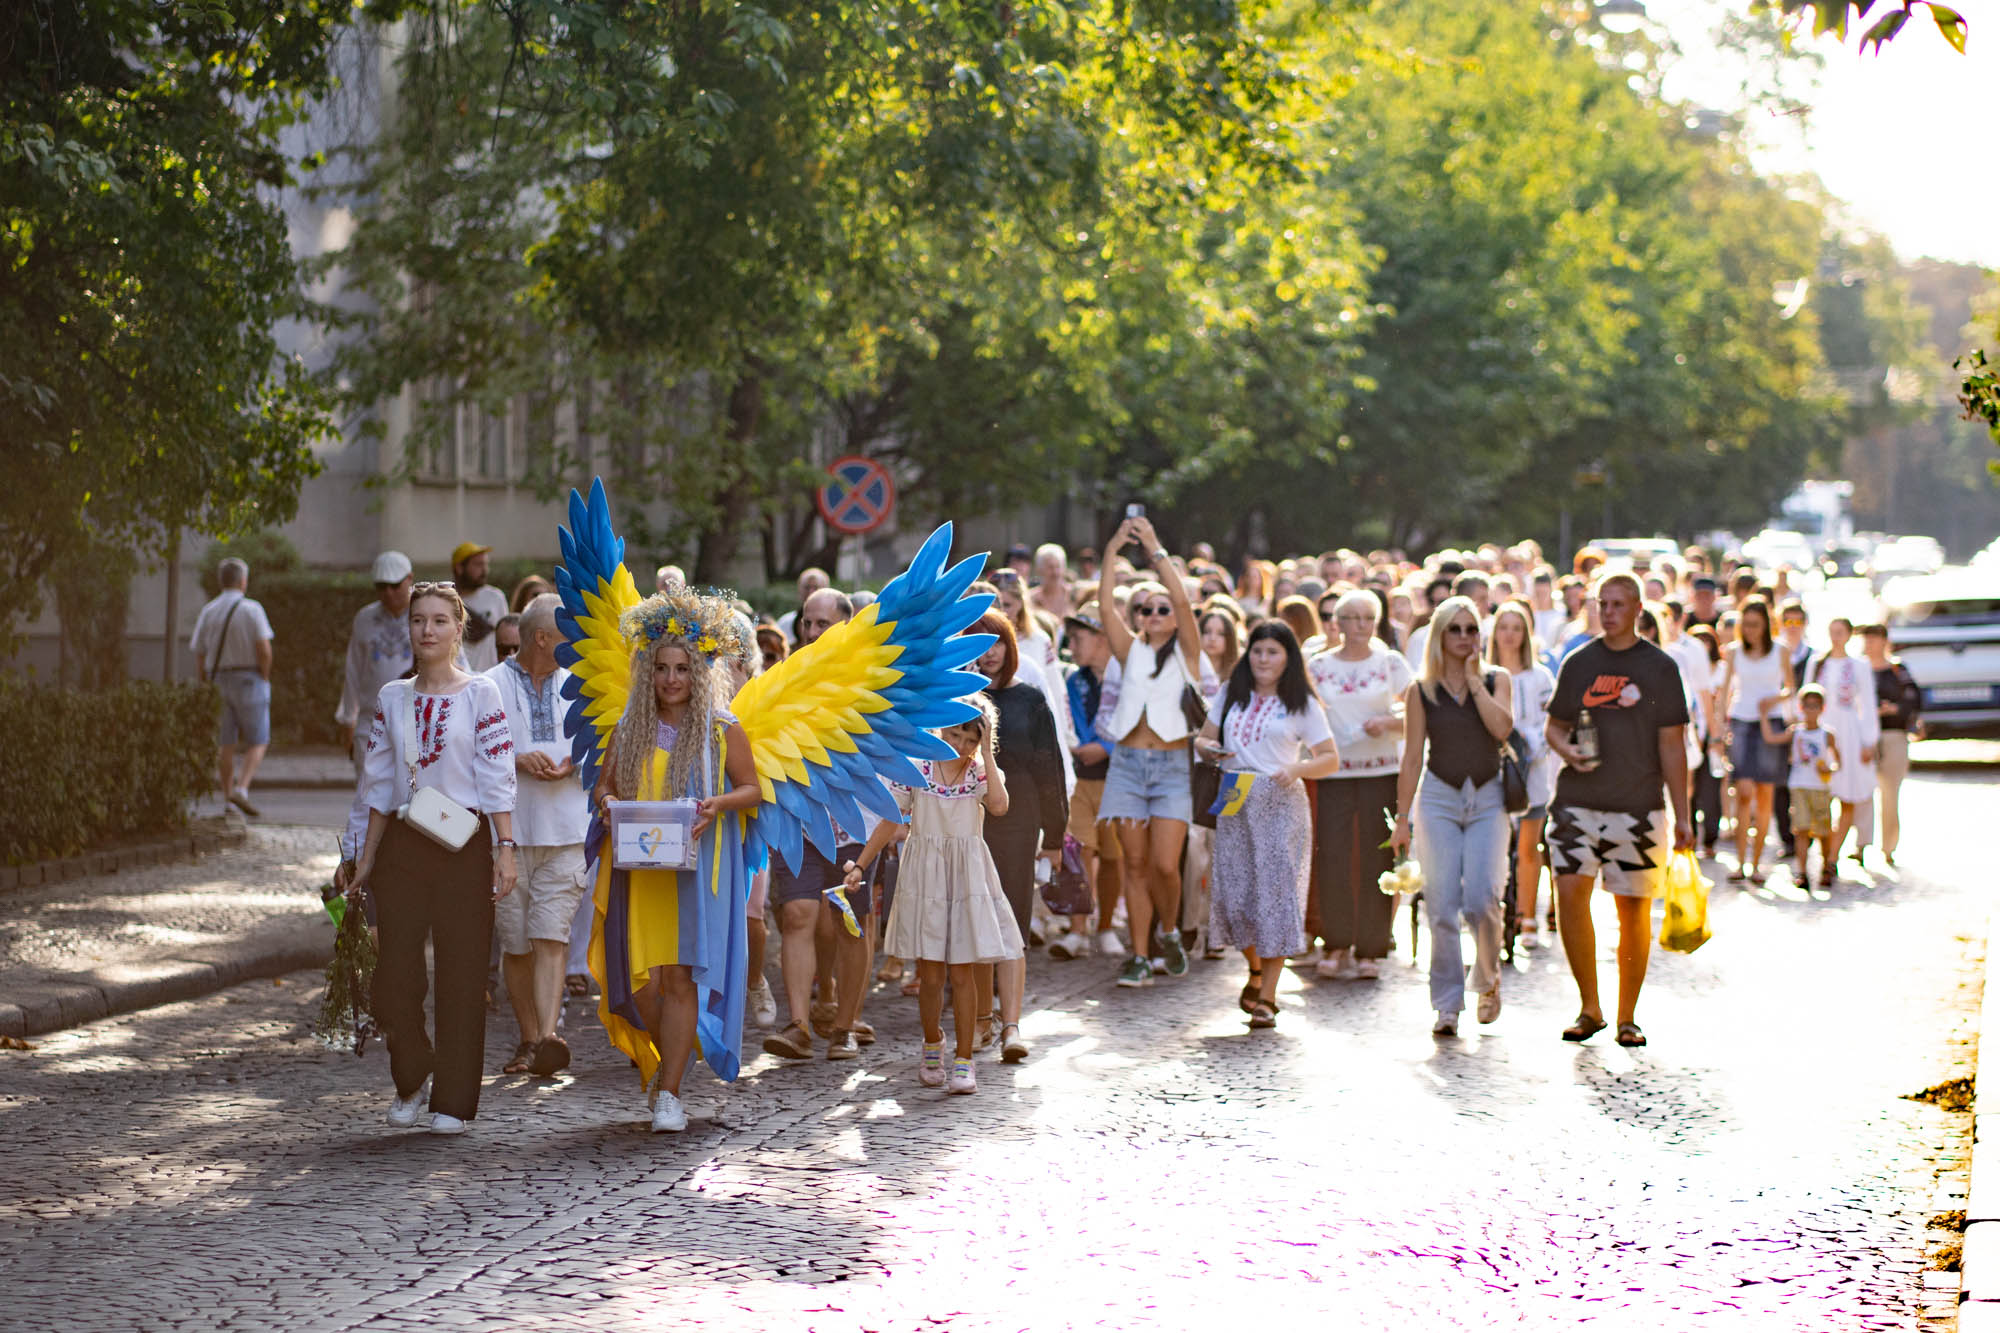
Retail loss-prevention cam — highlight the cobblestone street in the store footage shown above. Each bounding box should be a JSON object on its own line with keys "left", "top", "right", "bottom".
{"left": 2, "top": 768, "right": 1989, "bottom": 1331}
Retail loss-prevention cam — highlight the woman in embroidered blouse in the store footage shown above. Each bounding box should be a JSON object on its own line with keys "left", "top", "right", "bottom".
{"left": 1193, "top": 621, "right": 1340, "bottom": 1028}
{"left": 348, "top": 582, "right": 519, "bottom": 1136}
{"left": 1303, "top": 590, "right": 1413, "bottom": 980}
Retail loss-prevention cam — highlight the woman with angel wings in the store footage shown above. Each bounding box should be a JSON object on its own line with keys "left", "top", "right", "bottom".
{"left": 553, "top": 480, "right": 995, "bottom": 1132}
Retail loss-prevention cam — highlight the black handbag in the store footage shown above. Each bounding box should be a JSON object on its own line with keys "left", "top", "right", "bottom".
{"left": 1179, "top": 681, "right": 1209, "bottom": 735}
{"left": 1499, "top": 729, "right": 1531, "bottom": 816}
{"left": 1190, "top": 695, "right": 1232, "bottom": 830}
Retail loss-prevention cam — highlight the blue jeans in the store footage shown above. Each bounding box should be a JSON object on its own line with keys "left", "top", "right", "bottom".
{"left": 1414, "top": 774, "right": 1508, "bottom": 1015}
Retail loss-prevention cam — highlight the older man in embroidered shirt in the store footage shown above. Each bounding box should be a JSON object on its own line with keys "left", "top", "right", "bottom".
{"left": 485, "top": 593, "right": 592, "bottom": 1077}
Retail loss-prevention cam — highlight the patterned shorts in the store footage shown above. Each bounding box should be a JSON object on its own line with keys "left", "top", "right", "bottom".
{"left": 1546, "top": 805, "right": 1672, "bottom": 898}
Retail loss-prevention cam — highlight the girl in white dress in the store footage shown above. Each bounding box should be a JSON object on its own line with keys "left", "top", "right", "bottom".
{"left": 1803, "top": 618, "right": 1880, "bottom": 866}
{"left": 845, "top": 695, "right": 1022, "bottom": 1095}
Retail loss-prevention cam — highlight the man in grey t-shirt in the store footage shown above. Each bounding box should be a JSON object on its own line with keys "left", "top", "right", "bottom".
{"left": 190, "top": 557, "right": 275, "bottom": 816}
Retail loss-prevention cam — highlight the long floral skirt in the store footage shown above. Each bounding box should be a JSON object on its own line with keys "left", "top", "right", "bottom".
{"left": 1208, "top": 776, "right": 1313, "bottom": 959}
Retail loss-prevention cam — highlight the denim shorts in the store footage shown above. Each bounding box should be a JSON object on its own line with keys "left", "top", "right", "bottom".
{"left": 215, "top": 669, "right": 270, "bottom": 747}
{"left": 771, "top": 841, "right": 870, "bottom": 915}
{"left": 1098, "top": 743, "right": 1193, "bottom": 824}
{"left": 1729, "top": 718, "right": 1786, "bottom": 786}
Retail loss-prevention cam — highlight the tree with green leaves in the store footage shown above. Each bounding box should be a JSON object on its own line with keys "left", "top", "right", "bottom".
{"left": 322, "top": 0, "right": 1366, "bottom": 580}
{"left": 1, "top": 0, "right": 360, "bottom": 655}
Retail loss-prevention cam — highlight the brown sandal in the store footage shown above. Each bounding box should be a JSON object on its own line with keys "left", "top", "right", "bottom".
{"left": 502, "top": 1040, "right": 535, "bottom": 1074}
{"left": 762, "top": 1021, "right": 813, "bottom": 1059}
{"left": 1248, "top": 1001, "right": 1277, "bottom": 1030}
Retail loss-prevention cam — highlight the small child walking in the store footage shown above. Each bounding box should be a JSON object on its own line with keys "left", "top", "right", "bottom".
{"left": 846, "top": 697, "right": 1021, "bottom": 1094}
{"left": 1764, "top": 684, "right": 1842, "bottom": 888}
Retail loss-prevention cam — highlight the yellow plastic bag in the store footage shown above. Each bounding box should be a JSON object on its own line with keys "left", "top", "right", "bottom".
{"left": 1658, "top": 849, "right": 1712, "bottom": 954}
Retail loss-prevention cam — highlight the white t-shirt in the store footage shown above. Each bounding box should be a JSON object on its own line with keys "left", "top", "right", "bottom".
{"left": 486, "top": 660, "right": 590, "bottom": 847}
{"left": 1307, "top": 645, "right": 1414, "bottom": 778}
{"left": 460, "top": 584, "right": 512, "bottom": 673}
{"left": 189, "top": 590, "right": 273, "bottom": 674}
{"left": 1508, "top": 662, "right": 1558, "bottom": 807}
{"left": 1533, "top": 606, "right": 1571, "bottom": 652}
{"left": 1208, "top": 689, "right": 1333, "bottom": 779}
{"left": 1787, "top": 725, "right": 1834, "bottom": 791}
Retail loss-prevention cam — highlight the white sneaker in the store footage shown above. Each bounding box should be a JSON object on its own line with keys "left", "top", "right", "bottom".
{"left": 748, "top": 979, "right": 778, "bottom": 1029}
{"left": 1049, "top": 930, "right": 1088, "bottom": 960}
{"left": 1315, "top": 947, "right": 1353, "bottom": 980}
{"left": 1352, "top": 957, "right": 1381, "bottom": 980}
{"left": 428, "top": 1112, "right": 467, "bottom": 1135}
{"left": 651, "top": 1090, "right": 688, "bottom": 1133}
{"left": 1095, "top": 929, "right": 1124, "bottom": 958}
{"left": 1289, "top": 951, "right": 1323, "bottom": 971}
{"left": 1432, "top": 1011, "right": 1459, "bottom": 1037}
{"left": 386, "top": 1082, "right": 427, "bottom": 1128}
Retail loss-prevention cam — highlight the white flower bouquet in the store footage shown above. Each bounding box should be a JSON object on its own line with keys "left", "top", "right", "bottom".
{"left": 1377, "top": 857, "right": 1425, "bottom": 896}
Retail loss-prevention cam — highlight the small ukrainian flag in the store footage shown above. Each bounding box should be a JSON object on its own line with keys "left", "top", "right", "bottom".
{"left": 1208, "top": 771, "right": 1257, "bottom": 819}
{"left": 823, "top": 883, "right": 863, "bottom": 937}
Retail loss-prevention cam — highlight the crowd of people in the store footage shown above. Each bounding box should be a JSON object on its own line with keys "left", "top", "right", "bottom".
{"left": 272, "top": 514, "right": 1927, "bottom": 1134}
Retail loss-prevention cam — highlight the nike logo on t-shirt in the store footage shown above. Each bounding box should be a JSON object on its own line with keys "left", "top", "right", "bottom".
{"left": 1581, "top": 675, "right": 1642, "bottom": 709}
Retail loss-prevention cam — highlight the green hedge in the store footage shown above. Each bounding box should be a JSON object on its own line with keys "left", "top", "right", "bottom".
{"left": 245, "top": 571, "right": 380, "bottom": 746}
{"left": 1, "top": 679, "right": 218, "bottom": 864}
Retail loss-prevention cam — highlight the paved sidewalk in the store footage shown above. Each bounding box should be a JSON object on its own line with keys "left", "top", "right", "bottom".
{"left": 255, "top": 746, "right": 355, "bottom": 789}
{"left": 0, "top": 827, "right": 337, "bottom": 1037}
{"left": 0, "top": 770, "right": 1988, "bottom": 1330}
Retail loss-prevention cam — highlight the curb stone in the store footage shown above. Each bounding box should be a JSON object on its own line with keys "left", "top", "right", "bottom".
{"left": 0, "top": 919, "right": 332, "bottom": 1040}
{"left": 1959, "top": 907, "right": 2000, "bottom": 1321}
{"left": 1, "top": 820, "right": 247, "bottom": 898}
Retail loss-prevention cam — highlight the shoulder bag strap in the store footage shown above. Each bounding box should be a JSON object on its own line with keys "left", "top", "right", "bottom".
{"left": 208, "top": 599, "right": 243, "bottom": 678}
{"left": 402, "top": 682, "right": 421, "bottom": 797}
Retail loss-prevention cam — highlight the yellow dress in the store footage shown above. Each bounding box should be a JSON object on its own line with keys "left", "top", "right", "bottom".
{"left": 587, "top": 727, "right": 751, "bottom": 1086}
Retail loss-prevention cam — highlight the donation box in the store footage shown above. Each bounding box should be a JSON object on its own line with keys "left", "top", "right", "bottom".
{"left": 608, "top": 799, "right": 701, "bottom": 871}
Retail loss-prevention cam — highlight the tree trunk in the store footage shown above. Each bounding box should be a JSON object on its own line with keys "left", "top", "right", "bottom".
{"left": 52, "top": 532, "right": 135, "bottom": 692}
{"left": 691, "top": 372, "right": 763, "bottom": 586}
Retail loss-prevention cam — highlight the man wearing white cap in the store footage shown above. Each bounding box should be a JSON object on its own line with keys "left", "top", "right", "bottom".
{"left": 453, "top": 540, "right": 511, "bottom": 672}
{"left": 336, "top": 551, "right": 416, "bottom": 770}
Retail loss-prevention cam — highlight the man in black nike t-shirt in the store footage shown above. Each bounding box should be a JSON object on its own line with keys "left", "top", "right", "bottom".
{"left": 1545, "top": 571, "right": 1693, "bottom": 1050}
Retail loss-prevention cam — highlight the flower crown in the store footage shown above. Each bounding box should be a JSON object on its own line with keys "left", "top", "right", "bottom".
{"left": 621, "top": 588, "right": 747, "bottom": 665}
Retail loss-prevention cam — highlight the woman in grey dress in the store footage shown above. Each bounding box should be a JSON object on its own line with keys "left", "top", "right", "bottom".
{"left": 1193, "top": 622, "right": 1342, "bottom": 1029}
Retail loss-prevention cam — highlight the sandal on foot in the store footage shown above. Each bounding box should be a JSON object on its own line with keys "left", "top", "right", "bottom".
{"left": 876, "top": 958, "right": 905, "bottom": 984}
{"left": 1562, "top": 1013, "right": 1607, "bottom": 1043}
{"left": 1247, "top": 1001, "right": 1277, "bottom": 1030}
{"left": 900, "top": 977, "right": 922, "bottom": 997}
{"left": 762, "top": 1022, "right": 813, "bottom": 1059}
{"left": 1616, "top": 1022, "right": 1647, "bottom": 1048}
{"left": 502, "top": 1040, "right": 535, "bottom": 1074}
{"left": 1239, "top": 970, "right": 1262, "bottom": 1014}
{"left": 565, "top": 973, "right": 591, "bottom": 998}
{"left": 1727, "top": 867, "right": 1748, "bottom": 883}
{"left": 528, "top": 1035, "right": 571, "bottom": 1077}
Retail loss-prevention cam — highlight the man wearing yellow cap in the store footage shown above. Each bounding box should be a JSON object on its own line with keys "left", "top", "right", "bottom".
{"left": 453, "top": 540, "right": 512, "bottom": 672}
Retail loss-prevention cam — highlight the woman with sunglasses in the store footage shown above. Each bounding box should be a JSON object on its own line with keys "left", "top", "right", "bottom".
{"left": 1096, "top": 514, "right": 1204, "bottom": 988}
{"left": 1389, "top": 595, "right": 1514, "bottom": 1037}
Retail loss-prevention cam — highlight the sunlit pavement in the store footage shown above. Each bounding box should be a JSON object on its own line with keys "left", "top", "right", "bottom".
{"left": 3, "top": 768, "right": 1991, "bottom": 1331}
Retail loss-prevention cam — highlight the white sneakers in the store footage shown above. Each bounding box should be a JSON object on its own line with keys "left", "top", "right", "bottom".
{"left": 1049, "top": 931, "right": 1090, "bottom": 960}
{"left": 386, "top": 1082, "right": 427, "bottom": 1128}
{"left": 651, "top": 1090, "right": 688, "bottom": 1133}
{"left": 1095, "top": 929, "right": 1124, "bottom": 958}
{"left": 947, "top": 1058, "right": 977, "bottom": 1095}
{"left": 1352, "top": 957, "right": 1381, "bottom": 980}
{"left": 748, "top": 979, "right": 778, "bottom": 1029}
{"left": 1432, "top": 1011, "right": 1459, "bottom": 1037}
{"left": 429, "top": 1113, "right": 467, "bottom": 1135}
{"left": 1315, "top": 948, "right": 1353, "bottom": 980}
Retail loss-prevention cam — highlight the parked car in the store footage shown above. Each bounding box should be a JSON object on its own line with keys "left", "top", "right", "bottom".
{"left": 1872, "top": 536, "right": 1947, "bottom": 587}
{"left": 1739, "top": 528, "right": 1817, "bottom": 574}
{"left": 1585, "top": 536, "right": 1680, "bottom": 569}
{"left": 1821, "top": 541, "right": 1872, "bottom": 580}
{"left": 1884, "top": 571, "right": 2000, "bottom": 739}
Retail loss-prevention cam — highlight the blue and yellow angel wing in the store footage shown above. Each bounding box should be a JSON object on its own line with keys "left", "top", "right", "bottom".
{"left": 553, "top": 478, "right": 643, "bottom": 791}
{"left": 732, "top": 522, "right": 996, "bottom": 874}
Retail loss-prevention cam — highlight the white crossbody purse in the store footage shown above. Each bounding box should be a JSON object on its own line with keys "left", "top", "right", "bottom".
{"left": 395, "top": 682, "right": 480, "bottom": 852}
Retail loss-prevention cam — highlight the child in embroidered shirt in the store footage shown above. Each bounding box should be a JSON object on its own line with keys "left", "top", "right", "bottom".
{"left": 845, "top": 696, "right": 1020, "bottom": 1094}
{"left": 1763, "top": 684, "right": 1842, "bottom": 888}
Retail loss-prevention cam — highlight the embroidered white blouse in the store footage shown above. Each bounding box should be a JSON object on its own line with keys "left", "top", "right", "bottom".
{"left": 344, "top": 676, "right": 517, "bottom": 856}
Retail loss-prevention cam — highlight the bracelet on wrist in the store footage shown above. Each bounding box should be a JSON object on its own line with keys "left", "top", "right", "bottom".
{"left": 1150, "top": 547, "right": 1170, "bottom": 565}
{"left": 496, "top": 838, "right": 517, "bottom": 849}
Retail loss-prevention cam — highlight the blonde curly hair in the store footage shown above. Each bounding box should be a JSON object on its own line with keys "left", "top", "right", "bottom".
{"left": 606, "top": 639, "right": 725, "bottom": 801}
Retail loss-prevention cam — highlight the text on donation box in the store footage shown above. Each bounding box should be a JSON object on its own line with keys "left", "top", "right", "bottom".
{"left": 610, "top": 800, "right": 701, "bottom": 871}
